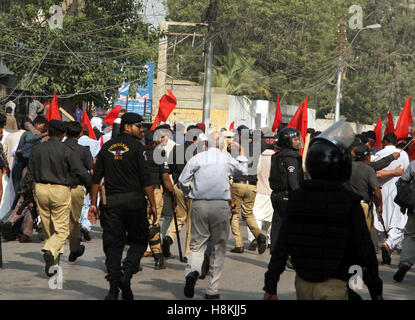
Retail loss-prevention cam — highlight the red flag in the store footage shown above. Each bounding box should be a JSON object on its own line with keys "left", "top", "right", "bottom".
{"left": 100, "top": 136, "right": 104, "bottom": 147}
{"left": 395, "top": 97, "right": 413, "bottom": 140}
{"left": 104, "top": 105, "right": 122, "bottom": 126}
{"left": 272, "top": 95, "right": 282, "bottom": 132}
{"left": 384, "top": 112, "right": 395, "bottom": 136}
{"left": 45, "top": 92, "right": 61, "bottom": 121}
{"left": 81, "top": 110, "right": 97, "bottom": 140}
{"left": 287, "top": 96, "right": 308, "bottom": 142}
{"left": 229, "top": 121, "right": 235, "bottom": 131}
{"left": 373, "top": 116, "right": 382, "bottom": 148}
{"left": 151, "top": 90, "right": 177, "bottom": 130}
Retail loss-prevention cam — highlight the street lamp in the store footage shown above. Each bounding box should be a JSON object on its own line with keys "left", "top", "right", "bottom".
{"left": 334, "top": 24, "right": 381, "bottom": 122}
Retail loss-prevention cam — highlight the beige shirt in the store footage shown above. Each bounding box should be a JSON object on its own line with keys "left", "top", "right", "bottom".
{"left": 4, "top": 113, "right": 18, "bottom": 131}
{"left": 256, "top": 149, "right": 275, "bottom": 195}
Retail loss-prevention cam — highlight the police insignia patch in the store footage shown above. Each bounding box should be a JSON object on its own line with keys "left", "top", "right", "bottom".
{"left": 287, "top": 166, "right": 295, "bottom": 172}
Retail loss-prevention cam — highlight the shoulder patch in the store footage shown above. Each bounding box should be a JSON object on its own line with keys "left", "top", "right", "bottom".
{"left": 287, "top": 166, "right": 295, "bottom": 173}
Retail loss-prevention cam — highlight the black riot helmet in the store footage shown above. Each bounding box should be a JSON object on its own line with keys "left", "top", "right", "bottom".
{"left": 306, "top": 121, "right": 355, "bottom": 183}
{"left": 275, "top": 127, "right": 301, "bottom": 150}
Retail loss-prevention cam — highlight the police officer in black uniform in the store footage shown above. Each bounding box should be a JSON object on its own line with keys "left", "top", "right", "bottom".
{"left": 143, "top": 129, "right": 177, "bottom": 270}
{"left": 269, "top": 127, "right": 304, "bottom": 248}
{"left": 89, "top": 112, "right": 157, "bottom": 300}
{"left": 264, "top": 122, "right": 383, "bottom": 300}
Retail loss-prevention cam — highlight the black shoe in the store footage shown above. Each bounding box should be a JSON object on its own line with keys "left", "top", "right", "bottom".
{"left": 183, "top": 257, "right": 188, "bottom": 264}
{"left": 394, "top": 264, "right": 411, "bottom": 282}
{"left": 248, "top": 239, "right": 257, "bottom": 251}
{"left": 184, "top": 271, "right": 199, "bottom": 298}
{"left": 119, "top": 272, "right": 134, "bottom": 300}
{"left": 68, "top": 245, "right": 85, "bottom": 262}
{"left": 230, "top": 247, "right": 244, "bottom": 253}
{"left": 43, "top": 250, "right": 56, "bottom": 277}
{"left": 18, "top": 234, "right": 32, "bottom": 243}
{"left": 162, "top": 235, "right": 173, "bottom": 258}
{"left": 257, "top": 233, "right": 267, "bottom": 255}
{"left": 2, "top": 222, "right": 14, "bottom": 240}
{"left": 154, "top": 255, "right": 166, "bottom": 270}
{"left": 80, "top": 227, "right": 91, "bottom": 241}
{"left": 381, "top": 243, "right": 391, "bottom": 265}
{"left": 205, "top": 293, "right": 220, "bottom": 300}
{"left": 104, "top": 285, "right": 119, "bottom": 300}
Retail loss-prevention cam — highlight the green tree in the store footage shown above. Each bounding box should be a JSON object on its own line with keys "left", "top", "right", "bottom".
{"left": 0, "top": 0, "right": 161, "bottom": 110}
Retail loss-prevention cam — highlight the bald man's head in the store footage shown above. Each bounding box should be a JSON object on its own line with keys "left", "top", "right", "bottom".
{"left": 208, "top": 131, "right": 223, "bottom": 149}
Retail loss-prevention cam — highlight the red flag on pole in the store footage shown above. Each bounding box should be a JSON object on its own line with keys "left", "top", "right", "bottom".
{"left": 272, "top": 95, "right": 282, "bottom": 133}
{"left": 45, "top": 91, "right": 61, "bottom": 121}
{"left": 287, "top": 96, "right": 308, "bottom": 142}
{"left": 229, "top": 121, "right": 235, "bottom": 131}
{"left": 384, "top": 112, "right": 395, "bottom": 136}
{"left": 373, "top": 116, "right": 382, "bottom": 148}
{"left": 104, "top": 105, "right": 122, "bottom": 125}
{"left": 151, "top": 90, "right": 177, "bottom": 130}
{"left": 394, "top": 97, "right": 412, "bottom": 140}
{"left": 81, "top": 109, "right": 97, "bottom": 140}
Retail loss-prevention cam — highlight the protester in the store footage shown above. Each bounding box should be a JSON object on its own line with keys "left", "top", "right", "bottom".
{"left": 4, "top": 107, "right": 18, "bottom": 131}
{"left": 373, "top": 132, "right": 409, "bottom": 265}
{"left": 179, "top": 131, "right": 248, "bottom": 299}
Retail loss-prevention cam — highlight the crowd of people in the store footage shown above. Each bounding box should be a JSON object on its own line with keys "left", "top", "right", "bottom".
{"left": 1, "top": 103, "right": 415, "bottom": 300}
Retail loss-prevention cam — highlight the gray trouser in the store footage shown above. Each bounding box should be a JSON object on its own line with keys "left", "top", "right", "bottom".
{"left": 399, "top": 212, "right": 415, "bottom": 267}
{"left": 185, "top": 200, "right": 230, "bottom": 295}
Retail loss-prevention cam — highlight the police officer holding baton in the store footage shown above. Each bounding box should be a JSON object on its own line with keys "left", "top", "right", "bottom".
{"left": 88, "top": 113, "right": 157, "bottom": 300}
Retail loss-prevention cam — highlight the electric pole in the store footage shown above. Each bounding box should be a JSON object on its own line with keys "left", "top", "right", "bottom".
{"left": 334, "top": 21, "right": 346, "bottom": 122}
{"left": 202, "top": 0, "right": 218, "bottom": 131}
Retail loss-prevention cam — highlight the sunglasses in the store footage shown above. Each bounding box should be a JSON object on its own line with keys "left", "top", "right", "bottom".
{"left": 131, "top": 123, "right": 142, "bottom": 129}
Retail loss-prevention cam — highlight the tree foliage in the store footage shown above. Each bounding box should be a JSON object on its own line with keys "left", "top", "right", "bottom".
{"left": 0, "top": 0, "right": 161, "bottom": 108}
{"left": 167, "top": 0, "right": 415, "bottom": 124}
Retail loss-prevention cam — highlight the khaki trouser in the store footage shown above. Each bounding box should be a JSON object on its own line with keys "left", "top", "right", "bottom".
{"left": 34, "top": 183, "right": 71, "bottom": 264}
{"left": 148, "top": 187, "right": 164, "bottom": 255}
{"left": 231, "top": 182, "right": 261, "bottom": 247}
{"left": 69, "top": 185, "right": 86, "bottom": 253}
{"left": 360, "top": 202, "right": 373, "bottom": 232}
{"left": 295, "top": 274, "right": 348, "bottom": 300}
{"left": 166, "top": 184, "right": 192, "bottom": 256}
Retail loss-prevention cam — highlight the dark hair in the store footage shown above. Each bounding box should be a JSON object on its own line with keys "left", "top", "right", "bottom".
{"left": 66, "top": 121, "right": 82, "bottom": 138}
{"left": 0, "top": 114, "right": 6, "bottom": 128}
{"left": 383, "top": 132, "right": 397, "bottom": 145}
{"left": 310, "top": 131, "right": 321, "bottom": 140}
{"left": 307, "top": 128, "right": 315, "bottom": 134}
{"left": 186, "top": 125, "right": 202, "bottom": 142}
{"left": 157, "top": 124, "right": 171, "bottom": 131}
{"left": 276, "top": 123, "right": 287, "bottom": 136}
{"left": 356, "top": 133, "right": 368, "bottom": 144}
{"left": 49, "top": 126, "right": 64, "bottom": 137}
{"left": 33, "top": 115, "right": 48, "bottom": 125}
{"left": 5, "top": 107, "right": 12, "bottom": 114}
{"left": 112, "top": 123, "right": 120, "bottom": 138}
{"left": 365, "top": 130, "right": 376, "bottom": 141}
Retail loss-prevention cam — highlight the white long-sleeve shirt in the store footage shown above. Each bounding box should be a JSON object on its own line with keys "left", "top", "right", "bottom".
{"left": 178, "top": 147, "right": 248, "bottom": 200}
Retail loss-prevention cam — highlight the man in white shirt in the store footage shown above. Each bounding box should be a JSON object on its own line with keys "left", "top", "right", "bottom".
{"left": 373, "top": 132, "right": 409, "bottom": 264}
{"left": 178, "top": 131, "right": 248, "bottom": 300}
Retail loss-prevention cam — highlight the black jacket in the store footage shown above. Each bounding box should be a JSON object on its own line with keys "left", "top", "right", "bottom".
{"left": 264, "top": 179, "right": 382, "bottom": 299}
{"left": 269, "top": 148, "right": 303, "bottom": 193}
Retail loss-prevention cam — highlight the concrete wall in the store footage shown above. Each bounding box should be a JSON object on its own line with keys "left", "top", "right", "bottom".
{"left": 153, "top": 82, "right": 375, "bottom": 134}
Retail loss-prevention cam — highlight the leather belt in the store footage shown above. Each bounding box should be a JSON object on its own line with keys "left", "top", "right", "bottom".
{"left": 233, "top": 179, "right": 256, "bottom": 186}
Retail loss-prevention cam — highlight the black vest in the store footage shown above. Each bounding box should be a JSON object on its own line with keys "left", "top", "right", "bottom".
{"left": 282, "top": 180, "right": 360, "bottom": 282}
{"left": 144, "top": 146, "right": 163, "bottom": 186}
{"left": 269, "top": 148, "right": 303, "bottom": 192}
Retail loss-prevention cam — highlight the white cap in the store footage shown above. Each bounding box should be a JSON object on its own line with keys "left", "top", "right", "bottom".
{"left": 113, "top": 118, "right": 121, "bottom": 124}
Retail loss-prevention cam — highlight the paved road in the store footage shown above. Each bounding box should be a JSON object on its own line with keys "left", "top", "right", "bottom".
{"left": 0, "top": 219, "right": 414, "bottom": 300}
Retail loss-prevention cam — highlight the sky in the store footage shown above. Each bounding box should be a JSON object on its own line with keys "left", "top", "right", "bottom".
{"left": 140, "top": 0, "right": 167, "bottom": 27}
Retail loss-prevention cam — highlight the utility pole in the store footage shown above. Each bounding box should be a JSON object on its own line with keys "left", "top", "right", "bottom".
{"left": 334, "top": 21, "right": 346, "bottom": 122}
{"left": 202, "top": 0, "right": 218, "bottom": 131}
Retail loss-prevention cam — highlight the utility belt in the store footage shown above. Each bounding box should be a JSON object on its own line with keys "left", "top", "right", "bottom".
{"left": 233, "top": 179, "right": 256, "bottom": 186}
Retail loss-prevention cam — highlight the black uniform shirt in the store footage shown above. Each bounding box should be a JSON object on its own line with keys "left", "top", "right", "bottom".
{"left": 269, "top": 148, "right": 303, "bottom": 193}
{"left": 28, "top": 136, "right": 92, "bottom": 188}
{"left": 144, "top": 145, "right": 169, "bottom": 186}
{"left": 64, "top": 138, "right": 93, "bottom": 171}
{"left": 93, "top": 133, "right": 151, "bottom": 194}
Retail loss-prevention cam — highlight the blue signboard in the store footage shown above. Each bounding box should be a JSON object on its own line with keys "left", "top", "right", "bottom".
{"left": 114, "top": 62, "right": 154, "bottom": 117}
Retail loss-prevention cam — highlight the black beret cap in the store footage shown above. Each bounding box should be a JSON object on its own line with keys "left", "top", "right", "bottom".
{"left": 121, "top": 112, "right": 143, "bottom": 124}
{"left": 49, "top": 119, "right": 66, "bottom": 132}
